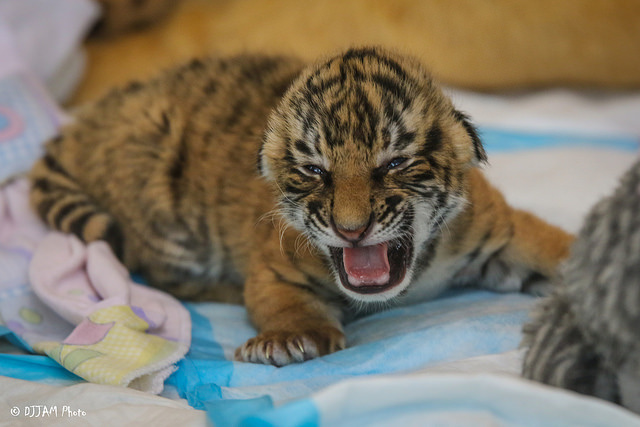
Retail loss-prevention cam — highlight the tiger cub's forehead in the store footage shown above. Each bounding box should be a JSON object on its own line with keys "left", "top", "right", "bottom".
{"left": 281, "top": 48, "right": 448, "bottom": 168}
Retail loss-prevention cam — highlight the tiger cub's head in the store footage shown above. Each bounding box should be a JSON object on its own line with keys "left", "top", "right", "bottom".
{"left": 260, "top": 47, "right": 486, "bottom": 303}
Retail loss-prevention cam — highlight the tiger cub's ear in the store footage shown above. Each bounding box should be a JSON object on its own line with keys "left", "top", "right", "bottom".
{"left": 453, "top": 109, "right": 488, "bottom": 166}
{"left": 257, "top": 144, "right": 269, "bottom": 178}
{"left": 257, "top": 129, "right": 279, "bottom": 181}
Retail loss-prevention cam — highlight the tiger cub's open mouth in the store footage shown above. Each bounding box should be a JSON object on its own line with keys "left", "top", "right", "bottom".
{"left": 329, "top": 238, "right": 413, "bottom": 295}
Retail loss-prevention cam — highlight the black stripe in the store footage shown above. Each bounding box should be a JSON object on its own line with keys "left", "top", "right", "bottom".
{"left": 422, "top": 124, "right": 443, "bottom": 155}
{"left": 409, "top": 171, "right": 436, "bottom": 183}
{"left": 43, "top": 154, "right": 71, "bottom": 177}
{"left": 283, "top": 146, "right": 296, "bottom": 164}
{"left": 371, "top": 74, "right": 409, "bottom": 106}
{"left": 402, "top": 160, "right": 426, "bottom": 173}
{"left": 256, "top": 145, "right": 265, "bottom": 175}
{"left": 159, "top": 112, "right": 171, "bottom": 134}
{"left": 302, "top": 114, "right": 318, "bottom": 143}
{"left": 381, "top": 128, "right": 392, "bottom": 150}
{"left": 289, "top": 168, "right": 309, "bottom": 179}
{"left": 267, "top": 267, "right": 318, "bottom": 295}
{"left": 322, "top": 120, "right": 343, "bottom": 148}
{"left": 404, "top": 184, "right": 437, "bottom": 198}
{"left": 425, "top": 155, "right": 441, "bottom": 173}
{"left": 321, "top": 171, "right": 333, "bottom": 188}
{"left": 341, "top": 48, "right": 412, "bottom": 85}
{"left": 285, "top": 184, "right": 308, "bottom": 195}
{"left": 305, "top": 75, "right": 341, "bottom": 97}
{"left": 187, "top": 57, "right": 206, "bottom": 70}
{"left": 36, "top": 198, "right": 56, "bottom": 223}
{"left": 413, "top": 234, "right": 440, "bottom": 275}
{"left": 32, "top": 178, "right": 75, "bottom": 195}
{"left": 104, "top": 220, "right": 125, "bottom": 260}
{"left": 385, "top": 195, "right": 403, "bottom": 209}
{"left": 378, "top": 195, "right": 403, "bottom": 223}
{"left": 169, "top": 135, "right": 188, "bottom": 205}
{"left": 327, "top": 96, "right": 347, "bottom": 117}
{"left": 393, "top": 131, "right": 415, "bottom": 150}
{"left": 69, "top": 210, "right": 94, "bottom": 238}
{"left": 464, "top": 230, "right": 492, "bottom": 265}
{"left": 32, "top": 177, "right": 52, "bottom": 193}
{"left": 53, "top": 200, "right": 92, "bottom": 229}
{"left": 122, "top": 80, "right": 144, "bottom": 94}
{"left": 311, "top": 214, "right": 328, "bottom": 229}
{"left": 308, "top": 200, "right": 328, "bottom": 228}
{"left": 382, "top": 97, "right": 402, "bottom": 123}
{"left": 353, "top": 86, "right": 379, "bottom": 148}
{"left": 453, "top": 110, "right": 487, "bottom": 163}
{"left": 294, "top": 139, "right": 312, "bottom": 155}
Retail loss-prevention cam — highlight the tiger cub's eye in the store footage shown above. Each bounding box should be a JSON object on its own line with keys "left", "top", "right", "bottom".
{"left": 302, "top": 164, "right": 326, "bottom": 176}
{"left": 386, "top": 157, "right": 409, "bottom": 170}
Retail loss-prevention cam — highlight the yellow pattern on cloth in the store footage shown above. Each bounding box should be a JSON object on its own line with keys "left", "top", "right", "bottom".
{"left": 34, "top": 305, "right": 180, "bottom": 388}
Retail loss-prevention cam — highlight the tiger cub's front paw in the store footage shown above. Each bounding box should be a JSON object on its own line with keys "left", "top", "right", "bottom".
{"left": 234, "top": 326, "right": 345, "bottom": 366}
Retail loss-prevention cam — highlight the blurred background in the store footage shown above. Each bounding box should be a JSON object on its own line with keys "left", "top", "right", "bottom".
{"left": 0, "top": 0, "right": 638, "bottom": 227}
{"left": 72, "top": 0, "right": 640, "bottom": 105}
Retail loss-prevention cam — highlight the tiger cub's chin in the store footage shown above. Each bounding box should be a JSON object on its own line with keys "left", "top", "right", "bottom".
{"left": 30, "top": 46, "right": 573, "bottom": 367}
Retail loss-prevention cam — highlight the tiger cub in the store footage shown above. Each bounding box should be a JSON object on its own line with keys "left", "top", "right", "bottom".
{"left": 91, "top": 0, "right": 178, "bottom": 37}
{"left": 29, "top": 47, "right": 573, "bottom": 366}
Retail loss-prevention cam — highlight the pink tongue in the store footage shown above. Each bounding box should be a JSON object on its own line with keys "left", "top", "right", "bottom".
{"left": 343, "top": 243, "right": 390, "bottom": 287}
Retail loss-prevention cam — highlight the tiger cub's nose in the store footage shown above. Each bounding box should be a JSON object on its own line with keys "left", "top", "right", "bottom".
{"left": 332, "top": 219, "right": 372, "bottom": 244}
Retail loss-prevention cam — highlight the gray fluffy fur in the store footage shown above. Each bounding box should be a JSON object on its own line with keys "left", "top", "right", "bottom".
{"left": 522, "top": 158, "right": 640, "bottom": 413}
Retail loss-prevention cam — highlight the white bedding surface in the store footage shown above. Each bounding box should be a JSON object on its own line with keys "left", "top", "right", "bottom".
{"left": 0, "top": 376, "right": 207, "bottom": 426}
{"left": 451, "top": 87, "right": 640, "bottom": 233}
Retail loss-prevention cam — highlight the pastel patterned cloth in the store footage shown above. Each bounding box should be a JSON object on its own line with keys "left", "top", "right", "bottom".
{"left": 0, "top": 180, "right": 192, "bottom": 394}
{"left": 30, "top": 233, "right": 191, "bottom": 393}
{"left": 0, "top": 54, "right": 67, "bottom": 185}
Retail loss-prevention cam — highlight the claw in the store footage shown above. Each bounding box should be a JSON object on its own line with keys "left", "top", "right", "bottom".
{"left": 265, "top": 342, "right": 272, "bottom": 361}
{"left": 295, "top": 338, "right": 305, "bottom": 354}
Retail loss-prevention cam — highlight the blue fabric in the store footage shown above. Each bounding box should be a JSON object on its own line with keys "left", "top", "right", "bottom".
{"left": 480, "top": 126, "right": 639, "bottom": 153}
{"left": 0, "top": 352, "right": 82, "bottom": 383}
{"left": 241, "top": 399, "right": 319, "bottom": 427}
{"left": 207, "top": 396, "right": 274, "bottom": 427}
{"left": 166, "top": 290, "right": 534, "bottom": 425}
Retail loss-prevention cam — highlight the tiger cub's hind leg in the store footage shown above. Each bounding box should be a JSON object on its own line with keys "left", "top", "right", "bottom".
{"left": 478, "top": 208, "right": 574, "bottom": 296}
{"left": 140, "top": 263, "right": 245, "bottom": 304}
{"left": 29, "top": 152, "right": 125, "bottom": 259}
{"left": 455, "top": 171, "right": 574, "bottom": 296}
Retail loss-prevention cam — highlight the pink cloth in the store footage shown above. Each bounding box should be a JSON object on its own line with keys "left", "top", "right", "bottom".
{"left": 0, "top": 178, "right": 47, "bottom": 246}
{"left": 0, "top": 180, "right": 191, "bottom": 394}
{"left": 30, "top": 233, "right": 189, "bottom": 344}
